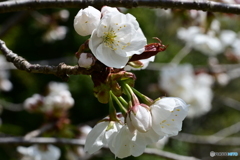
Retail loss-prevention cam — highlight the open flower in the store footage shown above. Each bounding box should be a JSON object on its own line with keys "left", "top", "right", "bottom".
{"left": 89, "top": 8, "right": 147, "bottom": 68}
{"left": 109, "top": 125, "right": 146, "bottom": 158}
{"left": 84, "top": 120, "right": 123, "bottom": 154}
{"left": 151, "top": 97, "right": 188, "bottom": 136}
{"left": 74, "top": 6, "right": 101, "bottom": 36}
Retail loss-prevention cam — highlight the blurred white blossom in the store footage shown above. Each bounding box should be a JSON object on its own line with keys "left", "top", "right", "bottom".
{"left": 23, "top": 82, "right": 74, "bottom": 113}
{"left": 43, "top": 26, "right": 68, "bottom": 42}
{"left": 159, "top": 64, "right": 213, "bottom": 118}
{"left": 17, "top": 144, "right": 60, "bottom": 160}
{"left": 0, "top": 55, "right": 13, "bottom": 92}
{"left": 177, "top": 26, "right": 224, "bottom": 56}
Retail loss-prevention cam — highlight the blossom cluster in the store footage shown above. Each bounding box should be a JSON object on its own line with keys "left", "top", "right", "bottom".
{"left": 84, "top": 97, "right": 188, "bottom": 158}
{"left": 23, "top": 82, "right": 74, "bottom": 114}
{"left": 177, "top": 20, "right": 240, "bottom": 58}
{"left": 74, "top": 6, "right": 147, "bottom": 69}
{"left": 17, "top": 144, "right": 60, "bottom": 160}
{"left": 159, "top": 64, "right": 213, "bottom": 118}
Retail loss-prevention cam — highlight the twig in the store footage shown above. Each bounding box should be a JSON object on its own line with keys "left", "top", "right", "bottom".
{"left": 0, "top": 100, "right": 23, "bottom": 111}
{"left": 0, "top": 11, "right": 29, "bottom": 38}
{"left": 0, "top": 39, "right": 105, "bottom": 80}
{"left": 221, "top": 97, "right": 240, "bottom": 111}
{"left": 144, "top": 148, "right": 200, "bottom": 160}
{"left": 0, "top": 0, "right": 240, "bottom": 14}
{"left": 24, "top": 123, "right": 55, "bottom": 139}
{"left": 0, "top": 136, "right": 200, "bottom": 159}
{"left": 173, "top": 133, "right": 240, "bottom": 146}
{"left": 170, "top": 44, "right": 192, "bottom": 65}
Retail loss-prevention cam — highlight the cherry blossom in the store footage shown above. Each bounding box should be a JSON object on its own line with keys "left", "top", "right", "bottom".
{"left": 84, "top": 120, "right": 123, "bottom": 154}
{"left": 74, "top": 6, "right": 101, "bottom": 36}
{"left": 89, "top": 7, "right": 147, "bottom": 68}
{"left": 151, "top": 97, "right": 188, "bottom": 136}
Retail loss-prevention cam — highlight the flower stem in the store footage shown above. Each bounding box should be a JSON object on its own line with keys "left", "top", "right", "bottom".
{"left": 108, "top": 91, "right": 118, "bottom": 121}
{"left": 122, "top": 83, "right": 139, "bottom": 105}
{"left": 118, "top": 96, "right": 128, "bottom": 107}
{"left": 110, "top": 91, "right": 127, "bottom": 114}
{"left": 131, "top": 87, "right": 153, "bottom": 105}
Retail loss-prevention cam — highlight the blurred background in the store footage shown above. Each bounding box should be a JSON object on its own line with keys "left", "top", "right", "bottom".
{"left": 0, "top": 0, "right": 240, "bottom": 159}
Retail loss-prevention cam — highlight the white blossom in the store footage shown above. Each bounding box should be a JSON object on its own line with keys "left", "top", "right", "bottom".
{"left": 126, "top": 104, "right": 152, "bottom": 133}
{"left": 219, "top": 30, "right": 237, "bottom": 47}
{"left": 151, "top": 97, "right": 188, "bottom": 136}
{"left": 43, "top": 26, "right": 68, "bottom": 42}
{"left": 159, "top": 64, "right": 213, "bottom": 118}
{"left": 74, "top": 6, "right": 101, "bottom": 36}
{"left": 23, "top": 94, "right": 43, "bottom": 111}
{"left": 89, "top": 7, "right": 147, "bottom": 68}
{"left": 177, "top": 26, "right": 224, "bottom": 56}
{"left": 101, "top": 6, "right": 120, "bottom": 16}
{"left": 84, "top": 120, "right": 123, "bottom": 154}
{"left": 0, "top": 55, "right": 13, "bottom": 91}
{"left": 109, "top": 125, "right": 145, "bottom": 158}
{"left": 17, "top": 144, "right": 60, "bottom": 160}
{"left": 23, "top": 82, "right": 74, "bottom": 113}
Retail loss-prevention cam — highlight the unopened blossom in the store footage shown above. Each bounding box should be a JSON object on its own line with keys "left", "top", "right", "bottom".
{"left": 151, "top": 97, "right": 188, "bottom": 136}
{"left": 17, "top": 144, "right": 60, "bottom": 160}
{"left": 74, "top": 6, "right": 101, "bottom": 36}
{"left": 126, "top": 104, "right": 152, "bottom": 133}
{"left": 89, "top": 7, "right": 147, "bottom": 68}
{"left": 77, "top": 53, "right": 95, "bottom": 68}
{"left": 84, "top": 120, "right": 123, "bottom": 154}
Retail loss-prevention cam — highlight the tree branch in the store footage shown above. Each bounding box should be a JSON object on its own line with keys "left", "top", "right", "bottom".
{"left": 0, "top": 0, "right": 239, "bottom": 14}
{"left": 173, "top": 133, "right": 240, "bottom": 146}
{"left": 0, "top": 137, "right": 200, "bottom": 160}
{"left": 0, "top": 39, "right": 105, "bottom": 80}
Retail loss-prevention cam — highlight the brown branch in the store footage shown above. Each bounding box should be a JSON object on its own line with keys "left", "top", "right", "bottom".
{"left": 0, "top": 0, "right": 240, "bottom": 14}
{"left": 0, "top": 39, "right": 105, "bottom": 80}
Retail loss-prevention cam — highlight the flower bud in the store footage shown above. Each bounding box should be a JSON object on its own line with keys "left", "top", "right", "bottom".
{"left": 77, "top": 53, "right": 95, "bottom": 69}
{"left": 74, "top": 6, "right": 101, "bottom": 36}
{"left": 126, "top": 104, "right": 152, "bottom": 133}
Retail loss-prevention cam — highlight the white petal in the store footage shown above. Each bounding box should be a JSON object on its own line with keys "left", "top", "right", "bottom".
{"left": 93, "top": 41, "right": 130, "bottom": 68}
{"left": 136, "top": 128, "right": 164, "bottom": 146}
{"left": 151, "top": 97, "right": 188, "bottom": 136}
{"left": 128, "top": 105, "right": 152, "bottom": 132}
{"left": 74, "top": 6, "right": 101, "bottom": 36}
{"left": 113, "top": 126, "right": 133, "bottom": 158}
{"left": 84, "top": 122, "right": 108, "bottom": 154}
